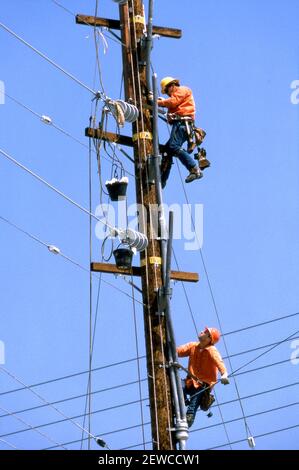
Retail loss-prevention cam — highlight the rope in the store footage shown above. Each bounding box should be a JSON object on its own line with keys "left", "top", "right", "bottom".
{"left": 131, "top": 278, "right": 146, "bottom": 449}
{"left": 175, "top": 159, "right": 253, "bottom": 441}
{"left": 87, "top": 133, "right": 93, "bottom": 449}
{"left": 127, "top": 1, "right": 163, "bottom": 448}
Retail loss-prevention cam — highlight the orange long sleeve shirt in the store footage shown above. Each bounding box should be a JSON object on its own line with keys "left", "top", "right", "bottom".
{"left": 177, "top": 342, "right": 227, "bottom": 388}
{"left": 158, "top": 86, "right": 196, "bottom": 120}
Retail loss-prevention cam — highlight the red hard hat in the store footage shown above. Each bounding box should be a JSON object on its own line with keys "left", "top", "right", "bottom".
{"left": 204, "top": 327, "right": 221, "bottom": 345}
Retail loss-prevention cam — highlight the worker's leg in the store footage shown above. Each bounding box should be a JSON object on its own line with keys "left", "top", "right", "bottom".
{"left": 186, "top": 386, "right": 203, "bottom": 428}
{"left": 160, "top": 154, "right": 173, "bottom": 188}
{"left": 165, "top": 122, "right": 197, "bottom": 172}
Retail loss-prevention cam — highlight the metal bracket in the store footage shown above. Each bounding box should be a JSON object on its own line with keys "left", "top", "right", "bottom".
{"left": 146, "top": 155, "right": 156, "bottom": 185}
{"left": 156, "top": 285, "right": 173, "bottom": 316}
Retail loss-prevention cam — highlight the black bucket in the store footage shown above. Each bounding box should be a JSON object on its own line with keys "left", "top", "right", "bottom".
{"left": 106, "top": 181, "right": 128, "bottom": 201}
{"left": 113, "top": 247, "right": 133, "bottom": 269}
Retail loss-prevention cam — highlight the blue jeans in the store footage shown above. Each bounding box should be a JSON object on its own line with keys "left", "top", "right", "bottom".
{"left": 161, "top": 121, "right": 197, "bottom": 187}
{"left": 184, "top": 384, "right": 206, "bottom": 418}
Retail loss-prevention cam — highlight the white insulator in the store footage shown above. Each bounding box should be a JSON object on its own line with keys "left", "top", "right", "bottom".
{"left": 48, "top": 245, "right": 60, "bottom": 255}
{"left": 41, "top": 115, "right": 52, "bottom": 125}
{"left": 112, "top": 0, "right": 128, "bottom": 4}
{"left": 247, "top": 436, "right": 256, "bottom": 448}
{"left": 116, "top": 100, "right": 139, "bottom": 123}
{"left": 112, "top": 228, "right": 148, "bottom": 252}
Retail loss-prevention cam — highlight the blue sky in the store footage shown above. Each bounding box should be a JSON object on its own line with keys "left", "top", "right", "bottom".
{"left": 0, "top": 0, "right": 299, "bottom": 450}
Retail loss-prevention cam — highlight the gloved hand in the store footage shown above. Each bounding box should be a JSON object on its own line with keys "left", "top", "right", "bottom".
{"left": 221, "top": 374, "right": 230, "bottom": 385}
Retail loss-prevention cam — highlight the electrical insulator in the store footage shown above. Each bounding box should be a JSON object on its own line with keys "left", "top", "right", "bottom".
{"left": 116, "top": 100, "right": 139, "bottom": 123}
{"left": 41, "top": 115, "right": 52, "bottom": 125}
{"left": 112, "top": 0, "right": 128, "bottom": 4}
{"left": 247, "top": 436, "right": 256, "bottom": 448}
{"left": 111, "top": 228, "right": 148, "bottom": 252}
{"left": 48, "top": 245, "right": 60, "bottom": 255}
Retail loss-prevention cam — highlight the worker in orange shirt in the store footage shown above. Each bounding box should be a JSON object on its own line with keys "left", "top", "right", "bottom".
{"left": 157, "top": 77, "right": 203, "bottom": 188}
{"left": 177, "top": 327, "right": 230, "bottom": 428}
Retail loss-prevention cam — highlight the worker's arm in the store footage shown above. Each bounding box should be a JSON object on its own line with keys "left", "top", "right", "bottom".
{"left": 210, "top": 348, "right": 230, "bottom": 384}
{"left": 176, "top": 342, "right": 195, "bottom": 358}
{"left": 158, "top": 87, "right": 190, "bottom": 109}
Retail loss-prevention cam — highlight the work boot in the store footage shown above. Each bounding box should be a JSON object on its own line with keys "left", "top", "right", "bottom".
{"left": 194, "top": 148, "right": 211, "bottom": 170}
{"left": 185, "top": 166, "right": 203, "bottom": 183}
{"left": 199, "top": 157, "right": 211, "bottom": 170}
{"left": 186, "top": 413, "right": 195, "bottom": 428}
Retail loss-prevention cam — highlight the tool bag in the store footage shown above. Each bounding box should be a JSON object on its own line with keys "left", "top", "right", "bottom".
{"left": 199, "top": 387, "right": 215, "bottom": 411}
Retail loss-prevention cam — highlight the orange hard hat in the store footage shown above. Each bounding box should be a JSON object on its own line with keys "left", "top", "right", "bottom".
{"left": 204, "top": 327, "right": 221, "bottom": 345}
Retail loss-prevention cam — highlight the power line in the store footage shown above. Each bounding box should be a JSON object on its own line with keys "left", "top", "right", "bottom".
{"left": 213, "top": 381, "right": 299, "bottom": 409}
{"left": 2, "top": 90, "right": 134, "bottom": 176}
{"left": 2, "top": 370, "right": 297, "bottom": 442}
{"left": 207, "top": 423, "right": 299, "bottom": 450}
{"left": 2, "top": 378, "right": 298, "bottom": 423}
{"left": 44, "top": 422, "right": 151, "bottom": 450}
{"left": 51, "top": 0, "right": 125, "bottom": 48}
{"left": 223, "top": 311, "right": 299, "bottom": 337}
{"left": 231, "top": 358, "right": 291, "bottom": 377}
{"left": 0, "top": 398, "right": 149, "bottom": 440}
{"left": 0, "top": 380, "right": 147, "bottom": 418}
{"left": 44, "top": 399, "right": 299, "bottom": 451}
{"left": 0, "top": 357, "right": 143, "bottom": 397}
{"left": 0, "top": 437, "right": 21, "bottom": 450}
{"left": 224, "top": 335, "right": 299, "bottom": 359}
{"left": 0, "top": 331, "right": 295, "bottom": 399}
{"left": 0, "top": 403, "right": 68, "bottom": 450}
{"left": 0, "top": 147, "right": 114, "bottom": 231}
{"left": 0, "top": 365, "right": 104, "bottom": 443}
{"left": 0, "top": 214, "right": 144, "bottom": 306}
{"left": 230, "top": 328, "right": 299, "bottom": 377}
{"left": 189, "top": 401, "right": 299, "bottom": 435}
{"left": 0, "top": 20, "right": 96, "bottom": 95}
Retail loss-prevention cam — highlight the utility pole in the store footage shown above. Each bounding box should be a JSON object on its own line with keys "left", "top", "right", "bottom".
{"left": 77, "top": 0, "right": 197, "bottom": 450}
{"left": 119, "top": 0, "right": 174, "bottom": 450}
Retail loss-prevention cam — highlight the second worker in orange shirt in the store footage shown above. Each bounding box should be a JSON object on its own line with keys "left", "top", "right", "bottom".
{"left": 177, "top": 326, "right": 230, "bottom": 428}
